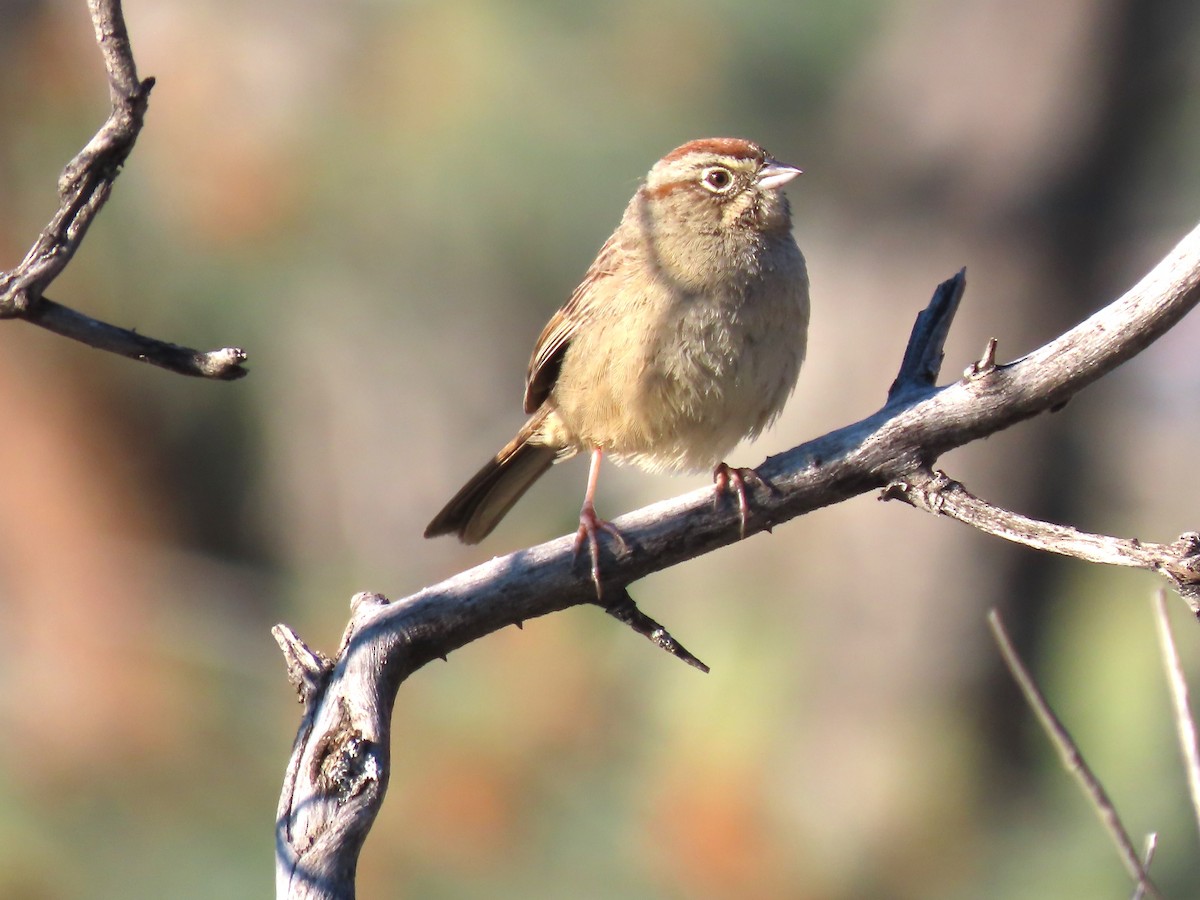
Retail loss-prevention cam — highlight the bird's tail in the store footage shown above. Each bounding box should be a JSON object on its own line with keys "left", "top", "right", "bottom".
{"left": 424, "top": 410, "right": 559, "bottom": 544}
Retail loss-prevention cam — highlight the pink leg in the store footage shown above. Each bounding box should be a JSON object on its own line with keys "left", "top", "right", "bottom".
{"left": 713, "top": 462, "right": 778, "bottom": 539}
{"left": 574, "top": 448, "right": 627, "bottom": 596}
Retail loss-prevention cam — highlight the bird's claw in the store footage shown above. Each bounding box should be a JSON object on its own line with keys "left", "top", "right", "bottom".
{"left": 574, "top": 501, "right": 627, "bottom": 597}
{"left": 713, "top": 463, "right": 778, "bottom": 538}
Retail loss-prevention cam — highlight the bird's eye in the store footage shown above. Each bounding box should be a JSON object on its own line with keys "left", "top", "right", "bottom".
{"left": 701, "top": 166, "right": 733, "bottom": 192}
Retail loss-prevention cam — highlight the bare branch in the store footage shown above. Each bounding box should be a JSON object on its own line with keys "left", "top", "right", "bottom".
{"left": 1151, "top": 590, "right": 1200, "bottom": 835}
{"left": 276, "top": 595, "right": 391, "bottom": 900}
{"left": 275, "top": 223, "right": 1200, "bottom": 894}
{"left": 0, "top": 0, "right": 248, "bottom": 380}
{"left": 882, "top": 469, "right": 1200, "bottom": 616}
{"left": 23, "top": 297, "right": 249, "bottom": 379}
{"left": 988, "top": 611, "right": 1162, "bottom": 900}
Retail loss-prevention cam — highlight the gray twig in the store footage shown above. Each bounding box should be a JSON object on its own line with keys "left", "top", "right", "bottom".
{"left": 882, "top": 469, "right": 1200, "bottom": 616}
{"left": 987, "top": 610, "right": 1162, "bottom": 900}
{"left": 1131, "top": 834, "right": 1158, "bottom": 900}
{"left": 1152, "top": 589, "right": 1200, "bottom": 835}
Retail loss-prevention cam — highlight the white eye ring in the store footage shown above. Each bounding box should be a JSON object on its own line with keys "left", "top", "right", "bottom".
{"left": 701, "top": 166, "right": 734, "bottom": 192}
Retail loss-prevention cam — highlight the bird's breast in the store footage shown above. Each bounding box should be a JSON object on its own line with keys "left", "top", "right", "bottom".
{"left": 550, "top": 259, "right": 808, "bottom": 473}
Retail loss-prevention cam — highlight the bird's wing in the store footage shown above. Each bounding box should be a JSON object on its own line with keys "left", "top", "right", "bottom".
{"left": 523, "top": 230, "right": 624, "bottom": 414}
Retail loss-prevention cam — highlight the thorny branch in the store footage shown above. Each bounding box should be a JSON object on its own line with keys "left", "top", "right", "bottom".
{"left": 0, "top": 0, "right": 247, "bottom": 379}
{"left": 275, "top": 223, "right": 1200, "bottom": 899}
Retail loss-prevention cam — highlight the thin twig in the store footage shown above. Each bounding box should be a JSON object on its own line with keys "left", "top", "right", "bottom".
{"left": 1152, "top": 588, "right": 1200, "bottom": 837}
{"left": 883, "top": 469, "right": 1200, "bottom": 616}
{"left": 25, "top": 297, "right": 249, "bottom": 379}
{"left": 1131, "top": 833, "right": 1158, "bottom": 900}
{"left": 987, "top": 610, "right": 1162, "bottom": 900}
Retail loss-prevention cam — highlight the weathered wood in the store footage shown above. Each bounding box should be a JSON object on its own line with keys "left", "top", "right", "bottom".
{"left": 274, "top": 222, "right": 1200, "bottom": 898}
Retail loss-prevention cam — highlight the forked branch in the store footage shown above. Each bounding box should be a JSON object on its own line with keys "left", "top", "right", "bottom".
{"left": 882, "top": 470, "right": 1200, "bottom": 616}
{"left": 0, "top": 0, "right": 247, "bottom": 379}
{"left": 275, "top": 223, "right": 1200, "bottom": 898}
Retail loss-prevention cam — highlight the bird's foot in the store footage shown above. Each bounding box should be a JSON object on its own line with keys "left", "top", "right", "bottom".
{"left": 713, "top": 463, "right": 778, "bottom": 538}
{"left": 573, "top": 500, "right": 627, "bottom": 597}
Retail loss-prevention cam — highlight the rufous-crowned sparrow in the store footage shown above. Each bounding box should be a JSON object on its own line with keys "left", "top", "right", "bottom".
{"left": 425, "top": 137, "right": 809, "bottom": 589}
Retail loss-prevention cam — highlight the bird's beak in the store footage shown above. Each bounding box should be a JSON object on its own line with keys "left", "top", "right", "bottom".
{"left": 757, "top": 159, "right": 803, "bottom": 191}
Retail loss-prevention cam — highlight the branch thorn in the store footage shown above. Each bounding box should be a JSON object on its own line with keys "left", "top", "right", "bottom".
{"left": 598, "top": 589, "right": 709, "bottom": 672}
{"left": 965, "top": 337, "right": 998, "bottom": 378}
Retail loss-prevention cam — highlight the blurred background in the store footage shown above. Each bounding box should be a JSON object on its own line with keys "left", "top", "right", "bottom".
{"left": 1, "top": 0, "right": 1199, "bottom": 896}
